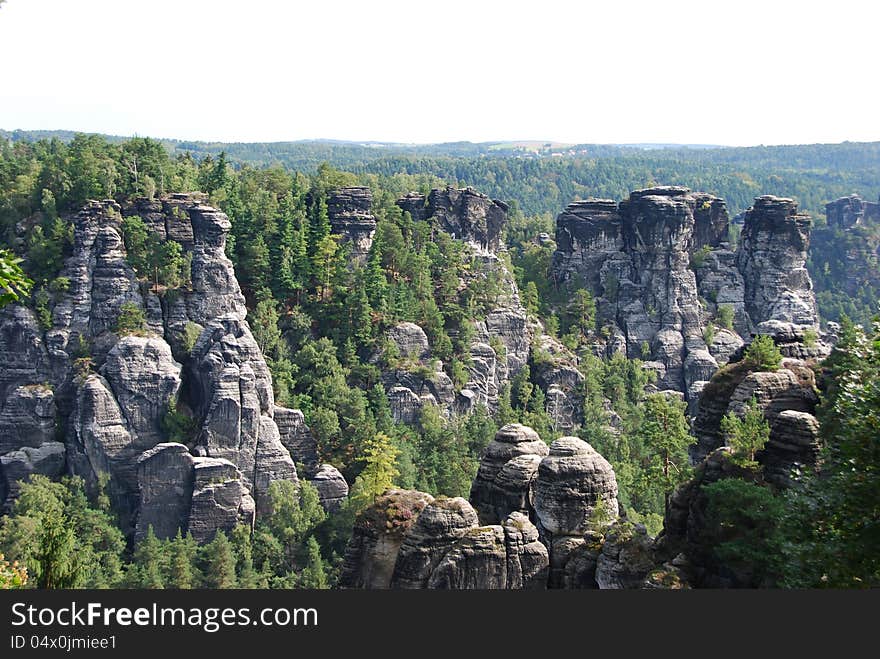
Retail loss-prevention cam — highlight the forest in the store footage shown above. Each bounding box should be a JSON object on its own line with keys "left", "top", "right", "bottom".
{"left": 0, "top": 133, "right": 877, "bottom": 589}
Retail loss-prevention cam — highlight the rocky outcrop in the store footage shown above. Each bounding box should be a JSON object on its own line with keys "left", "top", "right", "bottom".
{"left": 0, "top": 195, "right": 324, "bottom": 538}
{"left": 275, "top": 406, "right": 318, "bottom": 473}
{"left": 102, "top": 336, "right": 181, "bottom": 446}
{"left": 0, "top": 443, "right": 65, "bottom": 511}
{"left": 469, "top": 423, "right": 549, "bottom": 525}
{"left": 187, "top": 457, "right": 255, "bottom": 543}
{"left": 691, "top": 354, "right": 821, "bottom": 486}
{"left": 736, "top": 196, "right": 819, "bottom": 335}
{"left": 534, "top": 437, "right": 619, "bottom": 537}
{"left": 390, "top": 497, "right": 481, "bottom": 588}
{"left": 551, "top": 188, "right": 719, "bottom": 396}
{"left": 307, "top": 464, "right": 349, "bottom": 512}
{"left": 397, "top": 187, "right": 508, "bottom": 253}
{"left": 657, "top": 447, "right": 766, "bottom": 587}
{"left": 339, "top": 489, "right": 435, "bottom": 589}
{"left": 135, "top": 442, "right": 195, "bottom": 542}
{"left": 328, "top": 186, "right": 376, "bottom": 262}
{"left": 385, "top": 322, "right": 431, "bottom": 362}
{"left": 594, "top": 523, "right": 656, "bottom": 589}
{"left": 825, "top": 194, "right": 880, "bottom": 230}
{"left": 809, "top": 194, "right": 880, "bottom": 326}
{"left": 551, "top": 189, "right": 825, "bottom": 399}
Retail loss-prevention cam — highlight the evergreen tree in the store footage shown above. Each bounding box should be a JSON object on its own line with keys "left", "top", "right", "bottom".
{"left": 167, "top": 530, "right": 198, "bottom": 589}
{"left": 720, "top": 398, "right": 770, "bottom": 466}
{"left": 132, "top": 526, "right": 166, "bottom": 589}
{"left": 298, "top": 537, "right": 328, "bottom": 589}
{"left": 202, "top": 531, "right": 237, "bottom": 589}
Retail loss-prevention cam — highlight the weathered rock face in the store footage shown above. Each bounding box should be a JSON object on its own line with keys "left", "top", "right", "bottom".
{"left": 532, "top": 335, "right": 586, "bottom": 432}
{"left": 0, "top": 195, "right": 333, "bottom": 538}
{"left": 0, "top": 385, "right": 56, "bottom": 456}
{"left": 307, "top": 464, "right": 349, "bottom": 512}
{"left": 595, "top": 523, "right": 657, "bottom": 589}
{"left": 102, "top": 337, "right": 181, "bottom": 446}
{"left": 188, "top": 457, "right": 255, "bottom": 543}
{"left": 274, "top": 406, "right": 318, "bottom": 474}
{"left": 469, "top": 423, "right": 549, "bottom": 525}
{"left": 825, "top": 194, "right": 880, "bottom": 230}
{"left": 535, "top": 437, "right": 619, "bottom": 537}
{"left": 342, "top": 492, "right": 549, "bottom": 590}
{"left": 691, "top": 354, "right": 821, "bottom": 487}
{"left": 339, "top": 489, "right": 435, "bottom": 589}
{"left": 0, "top": 306, "right": 53, "bottom": 407}
{"left": 809, "top": 194, "right": 880, "bottom": 324}
{"left": 135, "top": 442, "right": 195, "bottom": 542}
{"left": 385, "top": 322, "right": 431, "bottom": 362}
{"left": 0, "top": 443, "right": 65, "bottom": 511}
{"left": 398, "top": 186, "right": 508, "bottom": 253}
{"left": 552, "top": 188, "right": 717, "bottom": 395}
{"left": 390, "top": 497, "right": 481, "bottom": 589}
{"left": 736, "top": 196, "right": 819, "bottom": 334}
{"left": 328, "top": 186, "right": 376, "bottom": 262}
{"left": 552, "top": 189, "right": 824, "bottom": 399}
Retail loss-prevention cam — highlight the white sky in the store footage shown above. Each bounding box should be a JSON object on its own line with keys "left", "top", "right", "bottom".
{"left": 0, "top": 0, "right": 877, "bottom": 146}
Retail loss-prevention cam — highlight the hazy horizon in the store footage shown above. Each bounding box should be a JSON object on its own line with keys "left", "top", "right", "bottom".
{"left": 1, "top": 0, "right": 878, "bottom": 146}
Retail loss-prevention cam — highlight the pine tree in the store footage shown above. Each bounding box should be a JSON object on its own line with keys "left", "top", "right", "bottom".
{"left": 167, "top": 530, "right": 198, "bottom": 589}
{"left": 720, "top": 397, "right": 770, "bottom": 466}
{"left": 203, "top": 531, "right": 237, "bottom": 589}
{"left": 348, "top": 433, "right": 400, "bottom": 512}
{"left": 298, "top": 537, "right": 328, "bottom": 589}
{"left": 133, "top": 526, "right": 166, "bottom": 589}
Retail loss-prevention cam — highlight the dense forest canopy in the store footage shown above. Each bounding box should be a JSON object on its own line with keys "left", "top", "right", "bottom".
{"left": 4, "top": 130, "right": 878, "bottom": 218}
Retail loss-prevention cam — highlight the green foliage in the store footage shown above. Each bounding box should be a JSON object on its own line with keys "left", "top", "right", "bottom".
{"left": 720, "top": 398, "right": 770, "bottom": 466}
{"left": 33, "top": 287, "right": 52, "bottom": 329}
{"left": 803, "top": 327, "right": 817, "bottom": 347}
{"left": 0, "top": 553, "right": 28, "bottom": 589}
{"left": 703, "top": 478, "right": 785, "bottom": 586}
{"left": 181, "top": 321, "right": 202, "bottom": 355}
{"left": 161, "top": 399, "right": 196, "bottom": 444}
{"left": 0, "top": 475, "right": 126, "bottom": 588}
{"left": 0, "top": 249, "right": 32, "bottom": 307}
{"left": 689, "top": 244, "right": 712, "bottom": 269}
{"left": 348, "top": 433, "right": 400, "bottom": 512}
{"left": 121, "top": 215, "right": 189, "bottom": 291}
{"left": 716, "top": 304, "right": 734, "bottom": 330}
{"left": 114, "top": 302, "right": 147, "bottom": 335}
{"left": 201, "top": 531, "right": 237, "bottom": 589}
{"left": 779, "top": 320, "right": 880, "bottom": 587}
{"left": 743, "top": 334, "right": 782, "bottom": 371}
{"left": 703, "top": 323, "right": 715, "bottom": 346}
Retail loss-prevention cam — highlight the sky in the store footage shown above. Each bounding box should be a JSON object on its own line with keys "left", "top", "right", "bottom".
{"left": 0, "top": 0, "right": 877, "bottom": 146}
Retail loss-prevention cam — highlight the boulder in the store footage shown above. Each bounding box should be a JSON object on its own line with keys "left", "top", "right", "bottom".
{"left": 534, "top": 437, "right": 619, "bottom": 537}
{"left": 339, "top": 489, "right": 435, "bottom": 589}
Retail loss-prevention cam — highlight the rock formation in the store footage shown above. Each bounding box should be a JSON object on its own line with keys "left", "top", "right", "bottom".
{"left": 0, "top": 194, "right": 347, "bottom": 539}
{"left": 328, "top": 186, "right": 377, "bottom": 263}
{"left": 551, "top": 189, "right": 826, "bottom": 401}
{"left": 341, "top": 493, "right": 549, "bottom": 590}
{"left": 397, "top": 186, "right": 507, "bottom": 253}
{"left": 343, "top": 426, "right": 634, "bottom": 589}
{"left": 809, "top": 194, "right": 880, "bottom": 326}
{"left": 469, "top": 423, "right": 549, "bottom": 525}
{"left": 735, "top": 196, "right": 819, "bottom": 335}
{"left": 691, "top": 355, "right": 821, "bottom": 487}
{"left": 339, "top": 489, "right": 435, "bottom": 589}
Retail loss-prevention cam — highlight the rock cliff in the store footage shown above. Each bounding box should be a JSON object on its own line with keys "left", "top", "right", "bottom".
{"left": 0, "top": 194, "right": 347, "bottom": 537}
{"left": 551, "top": 189, "right": 826, "bottom": 401}
{"left": 328, "top": 186, "right": 377, "bottom": 263}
